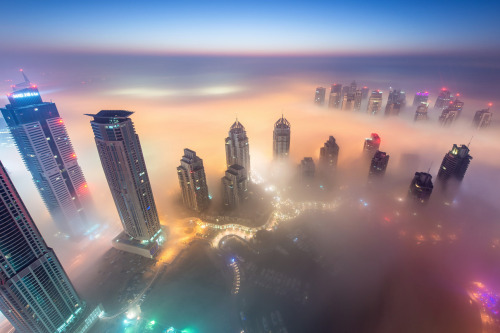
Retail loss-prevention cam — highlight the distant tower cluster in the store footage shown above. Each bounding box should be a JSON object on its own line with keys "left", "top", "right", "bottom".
{"left": 221, "top": 165, "right": 248, "bottom": 208}
{"left": 225, "top": 119, "right": 251, "bottom": 179}
{"left": 439, "top": 97, "right": 464, "bottom": 126}
{"left": 328, "top": 84, "right": 342, "bottom": 109}
{"left": 367, "top": 90, "right": 383, "bottom": 115}
{"left": 472, "top": 108, "right": 492, "bottom": 129}
{"left": 385, "top": 89, "right": 406, "bottom": 116}
{"left": 273, "top": 115, "right": 291, "bottom": 159}
{"left": 1, "top": 71, "right": 92, "bottom": 238}
{"left": 369, "top": 150, "right": 390, "bottom": 177}
{"left": 434, "top": 89, "right": 452, "bottom": 109}
{"left": 408, "top": 172, "right": 434, "bottom": 204}
{"left": 314, "top": 87, "right": 326, "bottom": 105}
{"left": 177, "top": 149, "right": 210, "bottom": 212}
{"left": 437, "top": 144, "right": 472, "bottom": 182}
{"left": 413, "top": 91, "right": 429, "bottom": 107}
{"left": 300, "top": 157, "right": 315, "bottom": 178}
{"left": 414, "top": 104, "right": 429, "bottom": 122}
{"left": 0, "top": 161, "right": 86, "bottom": 332}
{"left": 319, "top": 136, "right": 339, "bottom": 172}
{"left": 363, "top": 133, "right": 381, "bottom": 158}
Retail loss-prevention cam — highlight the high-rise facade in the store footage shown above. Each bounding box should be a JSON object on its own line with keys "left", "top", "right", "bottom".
{"left": 221, "top": 165, "right": 248, "bottom": 208}
{"left": 225, "top": 119, "right": 251, "bottom": 179}
{"left": 408, "top": 172, "right": 434, "bottom": 204}
{"left": 472, "top": 108, "right": 492, "bottom": 129}
{"left": 439, "top": 98, "right": 464, "bottom": 126}
{"left": 353, "top": 89, "right": 363, "bottom": 111}
{"left": 385, "top": 89, "right": 406, "bottom": 116}
{"left": 369, "top": 150, "right": 389, "bottom": 177}
{"left": 1, "top": 72, "right": 92, "bottom": 238}
{"left": 367, "top": 90, "right": 383, "bottom": 115}
{"left": 300, "top": 157, "right": 315, "bottom": 178}
{"left": 87, "top": 111, "right": 161, "bottom": 242}
{"left": 0, "top": 161, "right": 85, "bottom": 333}
{"left": 314, "top": 87, "right": 326, "bottom": 105}
{"left": 434, "top": 89, "right": 452, "bottom": 109}
{"left": 273, "top": 115, "right": 291, "bottom": 159}
{"left": 350, "top": 80, "right": 357, "bottom": 93}
{"left": 328, "top": 84, "right": 342, "bottom": 109}
{"left": 363, "top": 133, "right": 381, "bottom": 158}
{"left": 413, "top": 91, "right": 429, "bottom": 107}
{"left": 177, "top": 149, "right": 210, "bottom": 212}
{"left": 361, "top": 86, "right": 369, "bottom": 99}
{"left": 341, "top": 93, "right": 355, "bottom": 111}
{"left": 319, "top": 136, "right": 339, "bottom": 171}
{"left": 414, "top": 104, "right": 429, "bottom": 122}
{"left": 437, "top": 144, "right": 472, "bottom": 182}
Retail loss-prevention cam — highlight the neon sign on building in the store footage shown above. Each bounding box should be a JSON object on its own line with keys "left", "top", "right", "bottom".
{"left": 12, "top": 92, "right": 39, "bottom": 99}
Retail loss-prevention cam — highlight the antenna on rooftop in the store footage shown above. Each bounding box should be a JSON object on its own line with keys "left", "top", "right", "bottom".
{"left": 467, "top": 136, "right": 473, "bottom": 148}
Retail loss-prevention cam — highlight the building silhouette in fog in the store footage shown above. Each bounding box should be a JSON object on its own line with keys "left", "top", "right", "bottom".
{"left": 350, "top": 80, "right": 357, "bottom": 93}
{"left": 273, "top": 115, "right": 291, "bottom": 159}
{"left": 369, "top": 151, "right": 389, "bottom": 177}
{"left": 225, "top": 119, "right": 251, "bottom": 180}
{"left": 87, "top": 110, "right": 162, "bottom": 258}
{"left": 328, "top": 84, "right": 342, "bottom": 109}
{"left": 414, "top": 104, "right": 429, "bottom": 122}
{"left": 472, "top": 108, "right": 492, "bottom": 129}
{"left": 408, "top": 172, "right": 434, "bottom": 204}
{"left": 342, "top": 93, "right": 355, "bottom": 111}
{"left": 363, "top": 133, "right": 381, "bottom": 158}
{"left": 300, "top": 157, "right": 315, "bottom": 178}
{"left": 314, "top": 87, "right": 326, "bottom": 105}
{"left": 353, "top": 89, "right": 363, "bottom": 111}
{"left": 177, "top": 149, "right": 210, "bottom": 212}
{"left": 367, "top": 90, "right": 383, "bottom": 115}
{"left": 0, "top": 161, "right": 89, "bottom": 332}
{"left": 385, "top": 89, "right": 406, "bottom": 116}
{"left": 413, "top": 91, "right": 429, "bottom": 107}
{"left": 437, "top": 144, "right": 472, "bottom": 182}
{"left": 434, "top": 89, "right": 452, "bottom": 109}
{"left": 1, "top": 71, "right": 93, "bottom": 238}
{"left": 221, "top": 164, "right": 248, "bottom": 208}
{"left": 361, "top": 86, "right": 369, "bottom": 99}
{"left": 319, "top": 136, "right": 339, "bottom": 171}
{"left": 439, "top": 97, "right": 464, "bottom": 126}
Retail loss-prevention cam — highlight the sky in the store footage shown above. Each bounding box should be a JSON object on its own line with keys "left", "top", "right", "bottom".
{"left": 2, "top": 0, "right": 500, "bottom": 55}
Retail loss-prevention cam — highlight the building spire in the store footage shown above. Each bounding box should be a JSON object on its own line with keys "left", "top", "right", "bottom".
{"left": 20, "top": 69, "right": 30, "bottom": 84}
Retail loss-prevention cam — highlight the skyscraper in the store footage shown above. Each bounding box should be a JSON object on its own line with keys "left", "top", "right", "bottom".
{"left": 414, "top": 104, "right": 429, "bottom": 122}
{"left": 367, "top": 90, "right": 383, "bottom": 115}
{"left": 87, "top": 110, "right": 162, "bottom": 257}
{"left": 1, "top": 71, "right": 92, "bottom": 238}
{"left": 319, "top": 136, "right": 339, "bottom": 171}
{"left": 225, "top": 119, "right": 251, "bottom": 179}
{"left": 273, "top": 115, "right": 291, "bottom": 159}
{"left": 353, "top": 89, "right": 363, "bottom": 111}
{"left": 341, "top": 93, "right": 355, "bottom": 111}
{"left": 361, "top": 86, "right": 370, "bottom": 99}
{"left": 341, "top": 85, "right": 350, "bottom": 100}
{"left": 437, "top": 144, "right": 472, "bottom": 182}
{"left": 363, "top": 133, "right": 381, "bottom": 158}
{"left": 177, "top": 149, "right": 210, "bottom": 212}
{"left": 328, "top": 84, "right": 342, "bottom": 109}
{"left": 221, "top": 165, "right": 248, "bottom": 208}
{"left": 385, "top": 89, "right": 406, "bottom": 116}
{"left": 0, "top": 161, "right": 86, "bottom": 332}
{"left": 472, "top": 108, "right": 492, "bottom": 129}
{"left": 434, "top": 89, "right": 452, "bottom": 109}
{"left": 439, "top": 97, "right": 464, "bottom": 126}
{"left": 413, "top": 91, "right": 429, "bottom": 107}
{"left": 314, "top": 87, "right": 326, "bottom": 105}
{"left": 369, "top": 150, "right": 390, "bottom": 177}
{"left": 300, "top": 157, "right": 315, "bottom": 178}
{"left": 350, "top": 80, "right": 357, "bottom": 93}
{"left": 408, "top": 172, "right": 434, "bottom": 204}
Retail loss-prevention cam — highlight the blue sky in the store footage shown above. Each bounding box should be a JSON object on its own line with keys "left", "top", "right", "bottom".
{"left": 4, "top": 0, "right": 499, "bottom": 55}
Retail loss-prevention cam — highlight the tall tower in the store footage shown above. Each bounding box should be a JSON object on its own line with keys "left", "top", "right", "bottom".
{"left": 472, "top": 108, "right": 493, "bottom": 129}
{"left": 225, "top": 119, "right": 250, "bottom": 179}
{"left": 300, "top": 157, "right": 315, "bottom": 178}
{"left": 1, "top": 71, "right": 93, "bottom": 238}
{"left": 221, "top": 165, "right": 248, "bottom": 208}
{"left": 87, "top": 111, "right": 161, "bottom": 256}
{"left": 439, "top": 97, "right": 464, "bottom": 126}
{"left": 319, "top": 136, "right": 339, "bottom": 171}
{"left": 177, "top": 149, "right": 210, "bottom": 212}
{"left": 367, "top": 90, "right": 383, "bottom": 115}
{"left": 369, "top": 150, "right": 390, "bottom": 178}
{"left": 273, "top": 115, "right": 291, "bottom": 159}
{"left": 314, "top": 87, "right": 326, "bottom": 105}
{"left": 328, "top": 84, "right": 342, "bottom": 109}
{"left": 363, "top": 133, "right": 381, "bottom": 158}
{"left": 434, "top": 89, "right": 452, "bottom": 109}
{"left": 414, "top": 104, "right": 429, "bottom": 122}
{"left": 341, "top": 93, "right": 355, "bottom": 111}
{"left": 353, "top": 89, "right": 363, "bottom": 111}
{"left": 413, "top": 91, "right": 429, "bottom": 107}
{"left": 437, "top": 144, "right": 472, "bottom": 182}
{"left": 408, "top": 172, "right": 434, "bottom": 204}
{"left": 361, "top": 86, "right": 370, "bottom": 99}
{"left": 385, "top": 89, "right": 406, "bottom": 116}
{"left": 0, "top": 161, "right": 85, "bottom": 332}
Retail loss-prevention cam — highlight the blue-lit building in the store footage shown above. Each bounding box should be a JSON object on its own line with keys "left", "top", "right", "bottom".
{"left": 1, "top": 72, "right": 92, "bottom": 238}
{"left": 0, "top": 161, "right": 86, "bottom": 332}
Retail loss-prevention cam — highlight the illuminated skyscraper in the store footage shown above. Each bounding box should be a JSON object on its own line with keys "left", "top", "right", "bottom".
{"left": 328, "top": 84, "right": 342, "bottom": 109}
{"left": 341, "top": 93, "right": 355, "bottom": 111}
{"left": 87, "top": 111, "right": 162, "bottom": 257}
{"left": 350, "top": 80, "right": 357, "bottom": 93}
{"left": 300, "top": 157, "right": 315, "bottom": 178}
{"left": 0, "top": 161, "right": 86, "bottom": 333}
{"left": 363, "top": 133, "right": 381, "bottom": 158}
{"left": 408, "top": 172, "right": 433, "bottom": 204}
{"left": 319, "top": 136, "right": 339, "bottom": 171}
{"left": 273, "top": 115, "right": 291, "bottom": 159}
{"left": 177, "top": 149, "right": 210, "bottom": 212}
{"left": 414, "top": 104, "right": 429, "bottom": 122}
{"left": 439, "top": 97, "right": 464, "bottom": 126}
{"left": 221, "top": 164, "right": 248, "bottom": 208}
{"left": 367, "top": 90, "right": 383, "bottom": 115}
{"left": 314, "top": 87, "right": 326, "bottom": 105}
{"left": 437, "top": 144, "right": 472, "bottom": 182}
{"left": 369, "top": 150, "right": 389, "bottom": 177}
{"left": 434, "top": 89, "right": 452, "bottom": 109}
{"left": 1, "top": 71, "right": 92, "bottom": 238}
{"left": 353, "top": 89, "right": 363, "bottom": 111}
{"left": 472, "top": 108, "right": 492, "bottom": 129}
{"left": 341, "top": 85, "right": 350, "bottom": 99}
{"left": 385, "top": 89, "right": 406, "bottom": 116}
{"left": 413, "top": 91, "right": 429, "bottom": 107}
{"left": 361, "top": 86, "right": 369, "bottom": 99}
{"left": 225, "top": 119, "right": 251, "bottom": 179}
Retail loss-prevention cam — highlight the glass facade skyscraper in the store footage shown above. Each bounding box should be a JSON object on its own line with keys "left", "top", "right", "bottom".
{"left": 225, "top": 119, "right": 251, "bottom": 180}
{"left": 177, "top": 149, "right": 210, "bottom": 212}
{"left": 273, "top": 115, "right": 291, "bottom": 159}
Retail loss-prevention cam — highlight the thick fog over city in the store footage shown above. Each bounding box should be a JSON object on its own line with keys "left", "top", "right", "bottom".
{"left": 0, "top": 52, "right": 499, "bottom": 333}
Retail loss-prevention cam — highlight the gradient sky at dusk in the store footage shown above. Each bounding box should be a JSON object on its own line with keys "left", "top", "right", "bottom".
{"left": 4, "top": 0, "right": 500, "bottom": 55}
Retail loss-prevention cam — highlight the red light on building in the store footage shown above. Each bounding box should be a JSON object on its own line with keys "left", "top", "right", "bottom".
{"left": 456, "top": 93, "right": 460, "bottom": 97}
{"left": 31, "top": 84, "right": 37, "bottom": 88}
{"left": 58, "top": 119, "right": 63, "bottom": 123}
{"left": 488, "top": 102, "right": 493, "bottom": 107}
{"left": 72, "top": 153, "right": 76, "bottom": 158}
